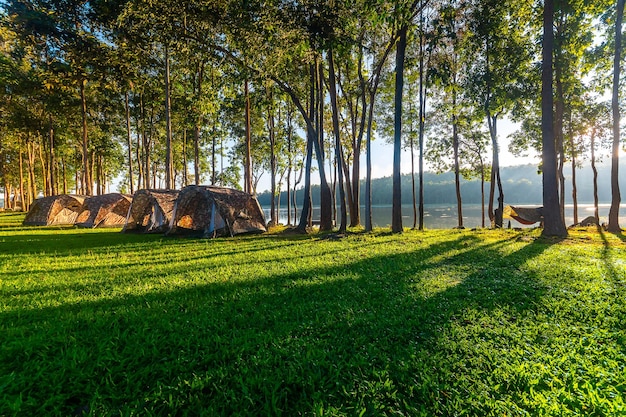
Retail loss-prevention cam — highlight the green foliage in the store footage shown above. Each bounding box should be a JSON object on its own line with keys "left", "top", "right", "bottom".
{"left": 1, "top": 212, "right": 625, "bottom": 415}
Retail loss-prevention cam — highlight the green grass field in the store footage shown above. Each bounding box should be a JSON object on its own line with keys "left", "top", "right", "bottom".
{"left": 0, "top": 211, "right": 624, "bottom": 416}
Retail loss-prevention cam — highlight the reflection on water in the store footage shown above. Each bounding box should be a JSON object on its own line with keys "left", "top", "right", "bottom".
{"left": 263, "top": 203, "right": 626, "bottom": 229}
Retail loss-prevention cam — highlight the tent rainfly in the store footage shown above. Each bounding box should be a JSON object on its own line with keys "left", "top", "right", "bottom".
{"left": 168, "top": 185, "right": 266, "bottom": 238}
{"left": 503, "top": 205, "right": 543, "bottom": 225}
{"left": 123, "top": 189, "right": 179, "bottom": 233}
{"left": 23, "top": 194, "right": 87, "bottom": 226}
{"left": 75, "top": 193, "right": 132, "bottom": 228}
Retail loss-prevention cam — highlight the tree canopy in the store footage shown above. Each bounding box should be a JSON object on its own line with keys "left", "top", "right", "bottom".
{"left": 0, "top": 0, "right": 621, "bottom": 233}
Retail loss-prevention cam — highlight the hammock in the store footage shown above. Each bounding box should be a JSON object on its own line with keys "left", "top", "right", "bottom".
{"left": 503, "top": 205, "right": 543, "bottom": 225}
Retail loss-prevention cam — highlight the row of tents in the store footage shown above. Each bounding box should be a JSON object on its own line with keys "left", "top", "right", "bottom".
{"left": 22, "top": 185, "right": 267, "bottom": 238}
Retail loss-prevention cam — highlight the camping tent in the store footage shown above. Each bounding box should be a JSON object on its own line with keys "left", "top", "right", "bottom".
{"left": 168, "top": 185, "right": 266, "bottom": 238}
{"left": 504, "top": 205, "right": 543, "bottom": 225}
{"left": 75, "top": 193, "right": 132, "bottom": 228}
{"left": 23, "top": 194, "right": 87, "bottom": 226}
{"left": 123, "top": 189, "right": 179, "bottom": 233}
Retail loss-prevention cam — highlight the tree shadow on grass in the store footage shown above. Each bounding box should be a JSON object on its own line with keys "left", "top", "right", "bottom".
{"left": 0, "top": 232, "right": 558, "bottom": 416}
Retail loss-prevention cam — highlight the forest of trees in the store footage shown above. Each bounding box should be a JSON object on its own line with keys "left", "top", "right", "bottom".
{"left": 0, "top": 0, "right": 623, "bottom": 236}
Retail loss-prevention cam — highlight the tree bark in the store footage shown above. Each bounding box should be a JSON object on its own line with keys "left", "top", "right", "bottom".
{"left": 80, "top": 78, "right": 91, "bottom": 196}
{"left": 314, "top": 61, "right": 333, "bottom": 231}
{"left": 392, "top": 27, "right": 407, "bottom": 234}
{"left": 453, "top": 90, "right": 463, "bottom": 228}
{"left": 164, "top": 44, "right": 174, "bottom": 190}
{"left": 591, "top": 127, "right": 599, "bottom": 224}
{"left": 125, "top": 91, "right": 135, "bottom": 194}
{"left": 244, "top": 80, "right": 253, "bottom": 194}
{"left": 365, "top": 92, "right": 375, "bottom": 232}
{"left": 19, "top": 143, "right": 26, "bottom": 211}
{"left": 569, "top": 119, "right": 578, "bottom": 225}
{"left": 608, "top": 0, "right": 625, "bottom": 232}
{"left": 48, "top": 115, "right": 56, "bottom": 195}
{"left": 195, "top": 62, "right": 205, "bottom": 186}
{"left": 329, "top": 48, "right": 348, "bottom": 232}
{"left": 541, "top": 0, "right": 567, "bottom": 237}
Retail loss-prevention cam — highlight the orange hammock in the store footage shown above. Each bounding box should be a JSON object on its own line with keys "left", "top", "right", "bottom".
{"left": 503, "top": 205, "right": 543, "bottom": 225}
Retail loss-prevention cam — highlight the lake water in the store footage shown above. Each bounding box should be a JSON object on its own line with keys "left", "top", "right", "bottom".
{"left": 3, "top": 196, "right": 625, "bottom": 229}
{"left": 263, "top": 203, "right": 626, "bottom": 229}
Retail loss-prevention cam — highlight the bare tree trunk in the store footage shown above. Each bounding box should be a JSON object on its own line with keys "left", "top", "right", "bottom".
{"left": 194, "top": 62, "right": 205, "bottom": 186}
{"left": 392, "top": 27, "right": 407, "bottom": 233}
{"left": 125, "top": 91, "right": 135, "bottom": 194}
{"left": 555, "top": 74, "right": 566, "bottom": 223}
{"left": 135, "top": 119, "right": 143, "bottom": 190}
{"left": 365, "top": 92, "right": 375, "bottom": 232}
{"left": 244, "top": 80, "right": 253, "bottom": 194}
{"left": 541, "top": 0, "right": 567, "bottom": 237}
{"left": 61, "top": 157, "right": 67, "bottom": 194}
{"left": 38, "top": 143, "right": 48, "bottom": 197}
{"left": 313, "top": 59, "right": 333, "bottom": 231}
{"left": 329, "top": 48, "right": 348, "bottom": 232}
{"left": 591, "top": 127, "right": 600, "bottom": 224}
{"left": 164, "top": 44, "right": 174, "bottom": 189}
{"left": 453, "top": 91, "right": 463, "bottom": 229}
{"left": 608, "top": 0, "right": 625, "bottom": 232}
{"left": 268, "top": 88, "right": 278, "bottom": 226}
{"left": 481, "top": 162, "right": 485, "bottom": 228}
{"left": 297, "top": 124, "right": 314, "bottom": 232}
{"left": 80, "top": 79, "right": 91, "bottom": 196}
{"left": 48, "top": 115, "right": 56, "bottom": 195}
{"left": 27, "top": 141, "right": 37, "bottom": 202}
{"left": 569, "top": 121, "right": 578, "bottom": 225}
{"left": 19, "top": 143, "right": 26, "bottom": 211}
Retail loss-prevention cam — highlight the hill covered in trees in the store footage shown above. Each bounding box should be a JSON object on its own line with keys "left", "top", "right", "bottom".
{"left": 257, "top": 161, "right": 624, "bottom": 207}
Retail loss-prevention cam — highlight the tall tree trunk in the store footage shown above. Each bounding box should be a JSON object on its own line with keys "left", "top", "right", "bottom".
{"left": 608, "top": 0, "right": 625, "bottom": 232}
{"left": 313, "top": 60, "right": 333, "bottom": 231}
{"left": 365, "top": 92, "right": 375, "bottom": 232}
{"left": 287, "top": 109, "right": 293, "bottom": 226}
{"left": 329, "top": 48, "right": 348, "bottom": 232}
{"left": 38, "top": 143, "right": 48, "bottom": 197}
{"left": 140, "top": 94, "right": 150, "bottom": 190}
{"left": 411, "top": 127, "right": 417, "bottom": 230}
{"left": 80, "top": 78, "right": 91, "bottom": 196}
{"left": 61, "top": 157, "right": 67, "bottom": 195}
{"left": 541, "top": 0, "right": 567, "bottom": 237}
{"left": 569, "top": 118, "right": 578, "bottom": 225}
{"left": 244, "top": 80, "right": 253, "bottom": 194}
{"left": 453, "top": 89, "right": 463, "bottom": 228}
{"left": 48, "top": 115, "right": 56, "bottom": 195}
{"left": 268, "top": 89, "right": 278, "bottom": 226}
{"left": 194, "top": 62, "right": 205, "bottom": 186}
{"left": 486, "top": 113, "right": 503, "bottom": 227}
{"left": 591, "top": 127, "right": 599, "bottom": 224}
{"left": 125, "top": 91, "right": 135, "bottom": 194}
{"left": 182, "top": 130, "right": 188, "bottom": 186}
{"left": 392, "top": 26, "right": 407, "bottom": 233}
{"left": 19, "top": 143, "right": 26, "bottom": 211}
{"left": 555, "top": 69, "right": 566, "bottom": 223}
{"left": 27, "top": 141, "right": 36, "bottom": 203}
{"left": 135, "top": 119, "right": 143, "bottom": 190}
{"left": 297, "top": 123, "right": 314, "bottom": 232}
{"left": 211, "top": 123, "right": 217, "bottom": 185}
{"left": 481, "top": 161, "right": 485, "bottom": 228}
{"left": 164, "top": 44, "right": 174, "bottom": 189}
{"left": 418, "top": 47, "right": 426, "bottom": 231}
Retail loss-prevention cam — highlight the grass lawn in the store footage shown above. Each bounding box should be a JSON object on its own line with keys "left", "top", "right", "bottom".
{"left": 0, "top": 211, "right": 624, "bottom": 416}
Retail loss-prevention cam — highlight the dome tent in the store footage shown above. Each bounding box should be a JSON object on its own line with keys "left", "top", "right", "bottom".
{"left": 122, "top": 189, "right": 179, "bottom": 234}
{"left": 75, "top": 193, "right": 132, "bottom": 228}
{"left": 168, "top": 185, "right": 266, "bottom": 238}
{"left": 23, "top": 194, "right": 87, "bottom": 226}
